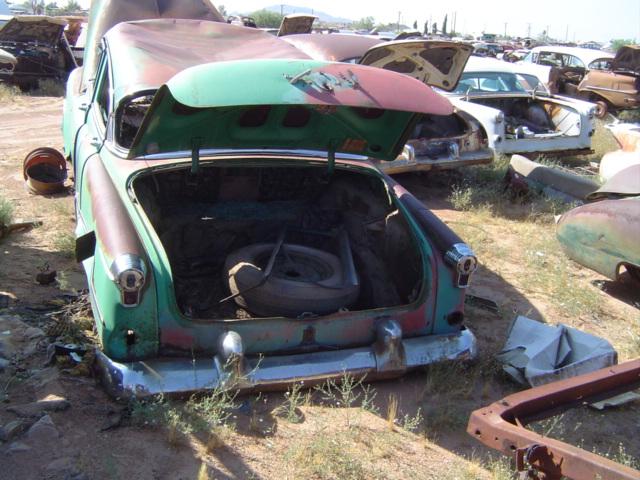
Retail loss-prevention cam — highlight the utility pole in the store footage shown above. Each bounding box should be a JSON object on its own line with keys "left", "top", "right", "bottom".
{"left": 504, "top": 22, "right": 507, "bottom": 38}
{"left": 453, "top": 12, "right": 457, "bottom": 35}
{"left": 280, "top": 4, "right": 283, "bottom": 16}
{"left": 527, "top": 22, "right": 531, "bottom": 38}
{"left": 546, "top": 25, "right": 550, "bottom": 41}
{"left": 397, "top": 11, "right": 401, "bottom": 32}
{"left": 565, "top": 24, "right": 568, "bottom": 41}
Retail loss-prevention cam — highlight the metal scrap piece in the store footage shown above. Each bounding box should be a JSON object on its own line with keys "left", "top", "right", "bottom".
{"left": 467, "top": 359, "right": 640, "bottom": 480}
{"left": 497, "top": 315, "right": 617, "bottom": 386}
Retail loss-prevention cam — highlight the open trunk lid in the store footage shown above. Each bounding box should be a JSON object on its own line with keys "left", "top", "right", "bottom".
{"left": 0, "top": 16, "right": 66, "bottom": 45}
{"left": 127, "top": 59, "right": 453, "bottom": 160}
{"left": 277, "top": 13, "right": 316, "bottom": 36}
{"left": 358, "top": 40, "right": 473, "bottom": 91}
{"left": 611, "top": 45, "right": 640, "bottom": 75}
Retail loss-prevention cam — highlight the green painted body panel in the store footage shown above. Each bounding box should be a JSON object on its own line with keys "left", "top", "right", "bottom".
{"left": 128, "top": 59, "right": 452, "bottom": 160}
{"left": 92, "top": 245, "right": 159, "bottom": 360}
{"left": 557, "top": 197, "right": 640, "bottom": 280}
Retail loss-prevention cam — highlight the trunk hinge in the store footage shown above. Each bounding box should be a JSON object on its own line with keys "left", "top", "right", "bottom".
{"left": 327, "top": 143, "right": 335, "bottom": 176}
{"left": 191, "top": 137, "right": 202, "bottom": 175}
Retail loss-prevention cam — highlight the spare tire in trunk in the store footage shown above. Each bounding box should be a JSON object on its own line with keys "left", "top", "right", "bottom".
{"left": 225, "top": 243, "right": 360, "bottom": 317}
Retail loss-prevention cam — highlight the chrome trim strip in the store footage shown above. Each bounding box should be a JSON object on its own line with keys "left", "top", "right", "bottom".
{"left": 130, "top": 148, "right": 371, "bottom": 162}
{"left": 583, "top": 86, "right": 637, "bottom": 95}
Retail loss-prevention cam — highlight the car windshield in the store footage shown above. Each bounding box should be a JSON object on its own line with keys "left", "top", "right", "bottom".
{"left": 453, "top": 71, "right": 530, "bottom": 94}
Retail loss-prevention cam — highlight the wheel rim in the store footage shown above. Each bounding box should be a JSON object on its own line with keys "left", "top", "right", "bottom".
{"left": 594, "top": 101, "right": 607, "bottom": 119}
{"left": 255, "top": 248, "right": 335, "bottom": 283}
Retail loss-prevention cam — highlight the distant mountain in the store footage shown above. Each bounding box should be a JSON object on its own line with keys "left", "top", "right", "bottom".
{"left": 262, "top": 4, "right": 353, "bottom": 24}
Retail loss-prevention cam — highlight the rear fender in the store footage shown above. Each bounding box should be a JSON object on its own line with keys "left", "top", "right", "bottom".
{"left": 390, "top": 178, "right": 474, "bottom": 334}
{"left": 85, "top": 156, "right": 158, "bottom": 360}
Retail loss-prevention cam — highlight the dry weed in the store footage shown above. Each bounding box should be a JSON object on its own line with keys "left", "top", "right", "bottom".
{"left": 386, "top": 394, "right": 398, "bottom": 431}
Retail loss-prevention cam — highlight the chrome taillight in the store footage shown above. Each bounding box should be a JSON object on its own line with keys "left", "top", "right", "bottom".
{"left": 110, "top": 254, "right": 147, "bottom": 307}
{"left": 445, "top": 243, "right": 477, "bottom": 288}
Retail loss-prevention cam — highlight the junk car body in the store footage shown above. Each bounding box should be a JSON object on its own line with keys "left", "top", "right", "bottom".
{"left": 517, "top": 45, "right": 619, "bottom": 118}
{"left": 63, "top": 9, "right": 478, "bottom": 397}
{"left": 447, "top": 57, "right": 596, "bottom": 157}
{"left": 282, "top": 33, "right": 494, "bottom": 173}
{"left": 517, "top": 45, "right": 613, "bottom": 88}
{"left": 578, "top": 45, "right": 640, "bottom": 117}
{"left": 557, "top": 165, "right": 640, "bottom": 282}
{"left": 0, "top": 15, "right": 76, "bottom": 89}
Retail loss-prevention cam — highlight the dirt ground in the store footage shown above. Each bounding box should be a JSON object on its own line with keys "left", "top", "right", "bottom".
{"left": 0, "top": 94, "right": 638, "bottom": 480}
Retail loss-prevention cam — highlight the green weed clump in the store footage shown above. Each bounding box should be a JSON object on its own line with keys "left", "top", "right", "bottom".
{"left": 0, "top": 195, "right": 13, "bottom": 228}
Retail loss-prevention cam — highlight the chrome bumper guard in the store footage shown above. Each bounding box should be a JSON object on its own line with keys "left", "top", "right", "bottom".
{"left": 95, "top": 321, "right": 477, "bottom": 399}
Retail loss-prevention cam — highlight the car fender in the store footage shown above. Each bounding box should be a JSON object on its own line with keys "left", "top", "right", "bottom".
{"left": 85, "top": 156, "right": 158, "bottom": 361}
{"left": 450, "top": 98, "right": 505, "bottom": 149}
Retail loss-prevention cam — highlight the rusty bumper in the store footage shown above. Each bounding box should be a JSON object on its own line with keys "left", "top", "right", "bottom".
{"left": 95, "top": 324, "right": 477, "bottom": 399}
{"left": 467, "top": 359, "right": 640, "bottom": 480}
{"left": 376, "top": 148, "right": 493, "bottom": 175}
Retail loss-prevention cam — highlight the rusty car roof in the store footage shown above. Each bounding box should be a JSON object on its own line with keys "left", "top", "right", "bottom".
{"left": 104, "top": 19, "right": 311, "bottom": 103}
{"left": 282, "top": 33, "right": 384, "bottom": 61}
{"left": 82, "top": 0, "right": 225, "bottom": 89}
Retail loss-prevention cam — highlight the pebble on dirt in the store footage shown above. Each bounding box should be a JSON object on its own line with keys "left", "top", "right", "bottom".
{"left": 0, "top": 418, "right": 30, "bottom": 442}
{"left": 26, "top": 414, "right": 60, "bottom": 443}
{"left": 7, "top": 395, "right": 71, "bottom": 418}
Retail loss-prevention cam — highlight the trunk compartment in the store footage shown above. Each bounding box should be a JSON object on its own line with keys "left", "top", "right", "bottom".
{"left": 467, "top": 96, "right": 581, "bottom": 138}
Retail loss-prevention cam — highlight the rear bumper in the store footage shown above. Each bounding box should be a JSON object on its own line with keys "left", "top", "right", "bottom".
{"left": 376, "top": 149, "right": 493, "bottom": 175}
{"left": 95, "top": 322, "right": 477, "bottom": 399}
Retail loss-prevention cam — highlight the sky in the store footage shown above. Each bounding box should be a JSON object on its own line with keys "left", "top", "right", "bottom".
{"left": 72, "top": 0, "right": 639, "bottom": 43}
{"left": 223, "top": 0, "right": 640, "bottom": 42}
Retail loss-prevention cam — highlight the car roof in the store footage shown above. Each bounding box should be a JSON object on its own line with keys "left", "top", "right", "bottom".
{"left": 82, "top": 0, "right": 225, "bottom": 90}
{"left": 282, "top": 33, "right": 383, "bottom": 61}
{"left": 104, "top": 19, "right": 311, "bottom": 103}
{"left": 464, "top": 56, "right": 519, "bottom": 73}
{"left": 530, "top": 45, "right": 614, "bottom": 64}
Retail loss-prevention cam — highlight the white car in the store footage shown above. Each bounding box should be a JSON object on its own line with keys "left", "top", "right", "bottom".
{"left": 445, "top": 57, "right": 597, "bottom": 156}
{"left": 0, "top": 46, "right": 15, "bottom": 73}
{"left": 517, "top": 45, "right": 613, "bottom": 91}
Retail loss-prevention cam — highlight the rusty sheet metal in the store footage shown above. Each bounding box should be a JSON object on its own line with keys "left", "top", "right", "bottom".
{"left": 0, "top": 15, "right": 67, "bottom": 44}
{"left": 359, "top": 40, "right": 473, "bottom": 91}
{"left": 467, "top": 359, "right": 640, "bottom": 480}
{"left": 86, "top": 156, "right": 144, "bottom": 262}
{"left": 508, "top": 154, "right": 599, "bottom": 202}
{"left": 611, "top": 123, "right": 640, "bottom": 152}
{"left": 588, "top": 164, "right": 640, "bottom": 199}
{"left": 277, "top": 13, "right": 316, "bottom": 37}
{"left": 105, "top": 19, "right": 311, "bottom": 103}
{"left": 556, "top": 196, "right": 640, "bottom": 280}
{"left": 81, "top": 0, "right": 225, "bottom": 89}
{"left": 611, "top": 45, "right": 640, "bottom": 74}
{"left": 282, "top": 33, "right": 383, "bottom": 61}
{"left": 599, "top": 125, "right": 640, "bottom": 182}
{"left": 23, "top": 147, "right": 67, "bottom": 195}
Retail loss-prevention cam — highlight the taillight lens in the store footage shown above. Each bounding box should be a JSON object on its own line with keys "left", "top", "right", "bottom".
{"left": 110, "top": 254, "right": 147, "bottom": 307}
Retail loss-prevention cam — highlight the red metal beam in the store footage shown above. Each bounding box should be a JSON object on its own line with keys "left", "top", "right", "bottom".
{"left": 467, "top": 359, "right": 640, "bottom": 480}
